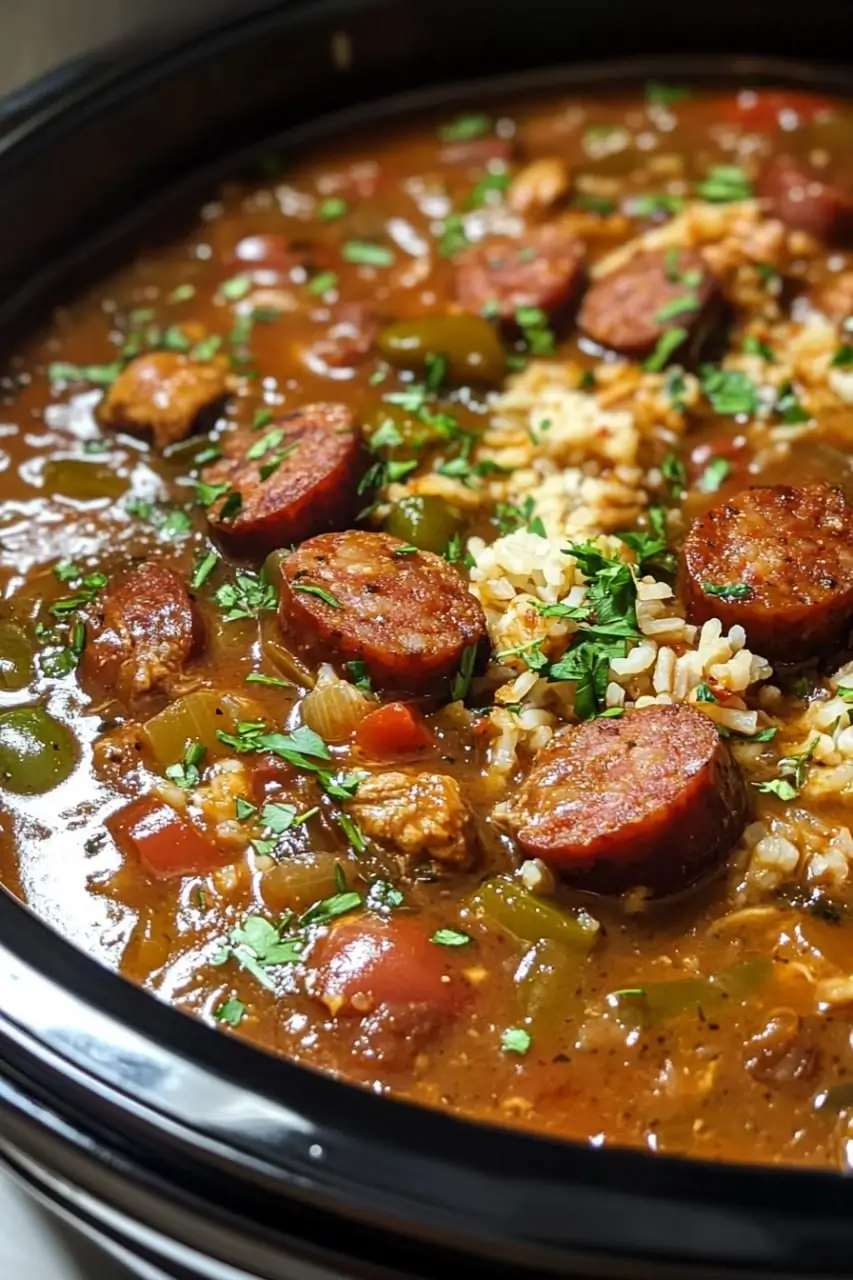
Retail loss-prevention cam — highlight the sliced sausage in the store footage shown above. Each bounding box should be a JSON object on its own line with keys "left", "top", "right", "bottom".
{"left": 681, "top": 484, "right": 853, "bottom": 663}
{"left": 99, "top": 352, "right": 229, "bottom": 449}
{"left": 758, "top": 155, "right": 853, "bottom": 243}
{"left": 278, "top": 530, "right": 488, "bottom": 695}
{"left": 578, "top": 247, "right": 720, "bottom": 358}
{"left": 506, "top": 702, "right": 747, "bottom": 896}
{"left": 202, "top": 402, "right": 363, "bottom": 558}
{"left": 81, "top": 561, "right": 202, "bottom": 704}
{"left": 455, "top": 225, "right": 584, "bottom": 320}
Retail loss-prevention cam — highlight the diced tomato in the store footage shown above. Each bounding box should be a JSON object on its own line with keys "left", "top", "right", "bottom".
{"left": 107, "top": 794, "right": 227, "bottom": 879}
{"left": 716, "top": 90, "right": 838, "bottom": 132}
{"left": 353, "top": 702, "right": 434, "bottom": 759}
{"left": 310, "top": 916, "right": 462, "bottom": 1018}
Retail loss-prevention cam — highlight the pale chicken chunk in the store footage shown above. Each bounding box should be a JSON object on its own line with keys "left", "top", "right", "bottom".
{"left": 350, "top": 771, "right": 478, "bottom": 871}
{"left": 99, "top": 351, "right": 230, "bottom": 448}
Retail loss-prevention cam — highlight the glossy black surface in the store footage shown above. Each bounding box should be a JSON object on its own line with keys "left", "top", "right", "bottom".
{"left": 3, "top": 3, "right": 853, "bottom": 1277}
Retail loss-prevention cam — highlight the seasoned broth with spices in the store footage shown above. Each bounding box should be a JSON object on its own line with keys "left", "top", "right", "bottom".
{"left": 5, "top": 81, "right": 853, "bottom": 1168}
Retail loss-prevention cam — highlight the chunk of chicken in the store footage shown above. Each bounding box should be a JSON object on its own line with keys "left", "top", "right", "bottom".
{"left": 350, "top": 771, "right": 478, "bottom": 870}
{"left": 99, "top": 351, "right": 229, "bottom": 448}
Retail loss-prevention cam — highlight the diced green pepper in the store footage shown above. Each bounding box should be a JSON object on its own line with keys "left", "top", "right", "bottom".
{"left": 378, "top": 315, "right": 506, "bottom": 386}
{"left": 0, "top": 706, "right": 76, "bottom": 794}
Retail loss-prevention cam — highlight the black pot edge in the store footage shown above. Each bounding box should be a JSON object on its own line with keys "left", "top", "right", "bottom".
{"left": 0, "top": 5, "right": 853, "bottom": 1276}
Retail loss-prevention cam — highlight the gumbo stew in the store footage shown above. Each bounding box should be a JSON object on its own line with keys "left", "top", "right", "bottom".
{"left": 5, "top": 81, "right": 853, "bottom": 1169}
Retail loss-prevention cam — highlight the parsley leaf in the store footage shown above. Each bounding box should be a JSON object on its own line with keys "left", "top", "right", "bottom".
{"left": 700, "top": 365, "right": 758, "bottom": 416}
{"left": 432, "top": 928, "right": 471, "bottom": 947}
{"left": 701, "top": 580, "right": 753, "bottom": 601}
{"left": 451, "top": 644, "right": 478, "bottom": 702}
{"left": 215, "top": 569, "right": 276, "bottom": 621}
{"left": 501, "top": 1027, "right": 532, "bottom": 1055}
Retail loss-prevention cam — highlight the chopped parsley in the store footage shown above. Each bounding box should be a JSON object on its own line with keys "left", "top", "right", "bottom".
{"left": 701, "top": 581, "right": 753, "bottom": 601}
{"left": 633, "top": 192, "right": 685, "bottom": 218}
{"left": 167, "top": 283, "right": 196, "bottom": 304}
{"left": 191, "top": 550, "right": 220, "bottom": 589}
{"left": 616, "top": 506, "right": 676, "bottom": 575}
{"left": 292, "top": 583, "right": 341, "bottom": 609}
{"left": 307, "top": 270, "right": 338, "bottom": 296}
{"left": 661, "top": 451, "right": 687, "bottom": 497}
{"left": 216, "top": 721, "right": 364, "bottom": 801}
{"left": 696, "top": 456, "right": 732, "bottom": 494}
{"left": 49, "top": 569, "right": 108, "bottom": 617}
{"left": 469, "top": 171, "right": 510, "bottom": 208}
{"left": 774, "top": 381, "right": 812, "bottom": 425}
{"left": 696, "top": 164, "right": 753, "bottom": 202}
{"left": 645, "top": 81, "right": 690, "bottom": 107}
{"left": 344, "top": 660, "right": 373, "bottom": 693}
{"left": 318, "top": 197, "right": 348, "bottom": 221}
{"left": 694, "top": 682, "right": 718, "bottom": 703}
{"left": 451, "top": 644, "right": 478, "bottom": 702}
{"left": 438, "top": 113, "right": 491, "bottom": 143}
{"left": 218, "top": 274, "right": 253, "bottom": 302}
{"left": 644, "top": 327, "right": 688, "bottom": 372}
{"left": 501, "top": 1027, "right": 532, "bottom": 1055}
{"left": 214, "top": 569, "right": 277, "bottom": 621}
{"left": 700, "top": 365, "right": 758, "bottom": 416}
{"left": 654, "top": 293, "right": 699, "bottom": 324}
{"left": 214, "top": 999, "right": 246, "bottom": 1028}
{"left": 831, "top": 344, "right": 853, "bottom": 368}
{"left": 754, "top": 736, "right": 820, "bottom": 802}
{"left": 48, "top": 360, "right": 123, "bottom": 386}
{"left": 342, "top": 241, "right": 395, "bottom": 268}
{"left": 244, "top": 672, "right": 292, "bottom": 689}
{"left": 437, "top": 213, "right": 469, "bottom": 259}
{"left": 337, "top": 813, "right": 366, "bottom": 853}
{"left": 515, "top": 305, "right": 556, "bottom": 356}
{"left": 366, "top": 880, "right": 404, "bottom": 912}
{"left": 493, "top": 495, "right": 545, "bottom": 537}
{"left": 574, "top": 193, "right": 616, "bottom": 215}
{"left": 743, "top": 335, "right": 774, "bottom": 361}
{"left": 165, "top": 742, "right": 206, "bottom": 789}
{"left": 432, "top": 928, "right": 471, "bottom": 947}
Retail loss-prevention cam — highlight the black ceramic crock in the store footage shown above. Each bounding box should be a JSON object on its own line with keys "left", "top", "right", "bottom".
{"left": 3, "top": 3, "right": 853, "bottom": 1276}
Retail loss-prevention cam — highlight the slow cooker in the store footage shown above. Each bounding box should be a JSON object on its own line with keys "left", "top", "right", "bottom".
{"left": 3, "top": 2, "right": 853, "bottom": 1275}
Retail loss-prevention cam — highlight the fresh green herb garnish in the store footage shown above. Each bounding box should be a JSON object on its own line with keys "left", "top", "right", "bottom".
{"left": 743, "top": 335, "right": 774, "bottom": 361}
{"left": 515, "top": 305, "right": 556, "bottom": 356}
{"left": 700, "top": 365, "right": 758, "bottom": 416}
{"left": 48, "top": 361, "right": 123, "bottom": 386}
{"left": 307, "top": 270, "right": 339, "bottom": 296}
{"left": 697, "top": 456, "right": 732, "bottom": 494}
{"left": 633, "top": 192, "right": 685, "bottom": 218}
{"left": 437, "top": 213, "right": 469, "bottom": 258}
{"left": 754, "top": 736, "right": 820, "bottom": 802}
{"left": 318, "top": 197, "right": 348, "bottom": 221}
{"left": 694, "top": 682, "right": 718, "bottom": 703}
{"left": 643, "top": 327, "right": 688, "bottom": 372}
{"left": 645, "top": 81, "right": 690, "bottom": 107}
{"left": 696, "top": 164, "right": 753, "bottom": 202}
{"left": 438, "top": 113, "right": 491, "bottom": 143}
{"left": 244, "top": 672, "right": 292, "bottom": 689}
{"left": 701, "top": 580, "right": 753, "bottom": 601}
{"left": 574, "top": 193, "right": 617, "bottom": 215}
{"left": 501, "top": 1027, "right": 532, "bottom": 1055}
{"left": 292, "top": 583, "right": 341, "bottom": 609}
{"left": 344, "top": 660, "right": 373, "bottom": 693}
{"left": 654, "top": 293, "right": 699, "bottom": 324}
{"left": 774, "top": 381, "right": 812, "bottom": 425}
{"left": 165, "top": 742, "right": 206, "bottom": 789}
{"left": 214, "top": 999, "right": 246, "bottom": 1028}
{"left": 469, "top": 171, "right": 510, "bottom": 208}
{"left": 451, "top": 644, "right": 478, "bottom": 702}
{"left": 337, "top": 813, "right": 366, "bottom": 853}
{"left": 191, "top": 550, "right": 220, "bottom": 589}
{"left": 218, "top": 274, "right": 253, "bottom": 302}
{"left": 215, "top": 569, "right": 277, "bottom": 621}
{"left": 432, "top": 928, "right": 471, "bottom": 947}
{"left": 661, "top": 451, "right": 687, "bottom": 497}
{"left": 831, "top": 344, "right": 853, "bottom": 368}
{"left": 342, "top": 241, "right": 395, "bottom": 268}
{"left": 366, "top": 880, "right": 405, "bottom": 912}
{"left": 167, "top": 283, "right": 196, "bottom": 304}
{"left": 260, "top": 801, "right": 299, "bottom": 834}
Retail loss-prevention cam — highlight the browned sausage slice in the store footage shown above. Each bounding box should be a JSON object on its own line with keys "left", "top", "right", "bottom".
{"left": 681, "top": 484, "right": 853, "bottom": 663}
{"left": 202, "top": 403, "right": 363, "bottom": 558}
{"left": 578, "top": 248, "right": 720, "bottom": 358}
{"left": 81, "top": 562, "right": 202, "bottom": 704}
{"left": 99, "top": 352, "right": 229, "bottom": 449}
{"left": 455, "top": 226, "right": 584, "bottom": 320}
{"left": 278, "top": 530, "right": 488, "bottom": 695}
{"left": 758, "top": 155, "right": 853, "bottom": 243}
{"left": 506, "top": 703, "right": 747, "bottom": 896}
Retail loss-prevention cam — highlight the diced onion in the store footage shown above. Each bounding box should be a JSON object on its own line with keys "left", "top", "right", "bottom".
{"left": 301, "top": 665, "right": 373, "bottom": 742}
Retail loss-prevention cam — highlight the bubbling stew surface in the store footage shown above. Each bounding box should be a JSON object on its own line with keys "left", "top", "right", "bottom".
{"left": 6, "top": 81, "right": 853, "bottom": 1168}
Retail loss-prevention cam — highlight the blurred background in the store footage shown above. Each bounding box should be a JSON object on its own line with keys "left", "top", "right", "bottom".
{"left": 1, "top": 0, "right": 238, "bottom": 97}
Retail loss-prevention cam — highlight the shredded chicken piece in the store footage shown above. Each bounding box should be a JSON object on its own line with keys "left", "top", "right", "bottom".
{"left": 351, "top": 771, "right": 478, "bottom": 870}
